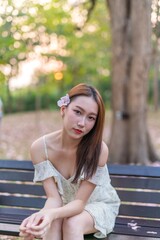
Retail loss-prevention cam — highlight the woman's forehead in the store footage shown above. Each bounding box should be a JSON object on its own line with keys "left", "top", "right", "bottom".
{"left": 70, "top": 96, "right": 98, "bottom": 113}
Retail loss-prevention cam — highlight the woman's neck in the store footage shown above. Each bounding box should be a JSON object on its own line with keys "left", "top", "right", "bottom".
{"left": 60, "top": 129, "right": 81, "bottom": 150}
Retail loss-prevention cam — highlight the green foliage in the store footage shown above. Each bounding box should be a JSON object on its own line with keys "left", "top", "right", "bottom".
{"left": 0, "top": 0, "right": 158, "bottom": 113}
{"left": 0, "top": 0, "right": 112, "bottom": 113}
{"left": 0, "top": 1, "right": 28, "bottom": 67}
{"left": 3, "top": 86, "right": 59, "bottom": 113}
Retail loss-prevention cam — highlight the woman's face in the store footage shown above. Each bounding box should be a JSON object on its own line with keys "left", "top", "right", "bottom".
{"left": 62, "top": 96, "right": 98, "bottom": 139}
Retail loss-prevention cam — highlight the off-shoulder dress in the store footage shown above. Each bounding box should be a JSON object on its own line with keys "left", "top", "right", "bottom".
{"left": 33, "top": 136, "right": 120, "bottom": 239}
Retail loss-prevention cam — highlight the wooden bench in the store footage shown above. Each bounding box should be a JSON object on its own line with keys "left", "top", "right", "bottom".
{"left": 0, "top": 160, "right": 160, "bottom": 239}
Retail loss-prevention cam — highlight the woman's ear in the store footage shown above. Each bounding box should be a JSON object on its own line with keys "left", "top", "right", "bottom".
{"left": 60, "top": 106, "right": 66, "bottom": 118}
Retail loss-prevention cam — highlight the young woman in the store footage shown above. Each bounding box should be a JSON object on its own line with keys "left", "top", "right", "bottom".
{"left": 19, "top": 83, "right": 120, "bottom": 240}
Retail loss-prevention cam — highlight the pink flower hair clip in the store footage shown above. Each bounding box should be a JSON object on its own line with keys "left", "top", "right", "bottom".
{"left": 57, "top": 94, "right": 70, "bottom": 107}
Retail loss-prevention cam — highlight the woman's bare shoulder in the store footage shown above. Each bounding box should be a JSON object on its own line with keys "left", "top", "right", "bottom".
{"left": 30, "top": 136, "right": 45, "bottom": 164}
{"left": 30, "top": 131, "right": 61, "bottom": 164}
{"left": 98, "top": 141, "right": 109, "bottom": 167}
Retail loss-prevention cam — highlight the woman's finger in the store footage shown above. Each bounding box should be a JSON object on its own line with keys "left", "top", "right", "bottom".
{"left": 25, "top": 213, "right": 45, "bottom": 230}
{"left": 31, "top": 216, "right": 50, "bottom": 231}
{"left": 19, "top": 230, "right": 35, "bottom": 239}
{"left": 26, "top": 227, "right": 47, "bottom": 239}
{"left": 19, "top": 216, "right": 31, "bottom": 229}
{"left": 26, "top": 212, "right": 41, "bottom": 228}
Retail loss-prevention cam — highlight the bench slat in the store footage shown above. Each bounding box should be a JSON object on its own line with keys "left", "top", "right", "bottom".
{"left": 0, "top": 208, "right": 37, "bottom": 225}
{"left": 0, "top": 171, "right": 34, "bottom": 181}
{"left": 119, "top": 204, "right": 160, "bottom": 219}
{"left": 108, "top": 164, "right": 160, "bottom": 177}
{"left": 0, "top": 182, "right": 45, "bottom": 195}
{"left": 114, "top": 224, "right": 160, "bottom": 238}
{"left": 116, "top": 217, "right": 160, "bottom": 228}
{"left": 0, "top": 223, "right": 20, "bottom": 237}
{"left": 111, "top": 176, "right": 160, "bottom": 190}
{"left": 0, "top": 160, "right": 33, "bottom": 170}
{"left": 0, "top": 196, "right": 45, "bottom": 208}
{"left": 1, "top": 161, "right": 159, "bottom": 178}
{"left": 117, "top": 190, "right": 160, "bottom": 204}
{"left": 0, "top": 207, "right": 37, "bottom": 215}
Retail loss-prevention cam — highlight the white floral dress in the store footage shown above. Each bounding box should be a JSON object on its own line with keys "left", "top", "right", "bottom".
{"left": 33, "top": 136, "right": 120, "bottom": 239}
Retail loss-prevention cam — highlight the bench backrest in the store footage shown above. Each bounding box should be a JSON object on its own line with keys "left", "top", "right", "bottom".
{"left": 0, "top": 160, "right": 46, "bottom": 206}
{"left": 0, "top": 160, "right": 160, "bottom": 237}
{"left": 109, "top": 164, "right": 160, "bottom": 237}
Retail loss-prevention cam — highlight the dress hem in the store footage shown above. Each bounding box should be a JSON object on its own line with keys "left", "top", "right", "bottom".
{"left": 84, "top": 208, "right": 107, "bottom": 239}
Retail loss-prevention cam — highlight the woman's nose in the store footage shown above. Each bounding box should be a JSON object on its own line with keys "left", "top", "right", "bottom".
{"left": 77, "top": 117, "right": 85, "bottom": 127}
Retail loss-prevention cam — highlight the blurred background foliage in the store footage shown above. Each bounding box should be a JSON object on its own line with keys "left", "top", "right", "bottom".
{"left": 0, "top": 0, "right": 159, "bottom": 113}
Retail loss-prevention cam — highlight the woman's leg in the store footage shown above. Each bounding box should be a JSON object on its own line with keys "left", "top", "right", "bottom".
{"left": 63, "top": 210, "right": 97, "bottom": 240}
{"left": 43, "top": 218, "right": 63, "bottom": 240}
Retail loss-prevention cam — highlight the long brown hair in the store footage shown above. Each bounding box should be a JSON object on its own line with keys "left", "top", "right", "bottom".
{"left": 68, "top": 83, "right": 105, "bottom": 183}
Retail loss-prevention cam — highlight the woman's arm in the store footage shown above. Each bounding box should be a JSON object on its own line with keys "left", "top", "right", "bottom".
{"left": 50, "top": 179, "right": 96, "bottom": 219}
{"left": 41, "top": 177, "right": 63, "bottom": 209}
{"left": 20, "top": 179, "right": 96, "bottom": 236}
{"left": 19, "top": 138, "right": 63, "bottom": 238}
{"left": 30, "top": 137, "right": 63, "bottom": 208}
{"left": 19, "top": 175, "right": 63, "bottom": 238}
{"left": 19, "top": 178, "right": 96, "bottom": 239}
{"left": 20, "top": 141, "right": 109, "bottom": 236}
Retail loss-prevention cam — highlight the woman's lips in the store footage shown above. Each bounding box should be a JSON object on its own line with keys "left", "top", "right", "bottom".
{"left": 73, "top": 128, "right": 83, "bottom": 134}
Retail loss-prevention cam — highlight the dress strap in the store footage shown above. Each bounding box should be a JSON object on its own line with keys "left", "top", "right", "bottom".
{"left": 43, "top": 135, "right": 49, "bottom": 160}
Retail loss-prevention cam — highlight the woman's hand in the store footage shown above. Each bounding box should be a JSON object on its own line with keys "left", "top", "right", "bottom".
{"left": 19, "top": 216, "right": 35, "bottom": 239}
{"left": 19, "top": 209, "right": 54, "bottom": 239}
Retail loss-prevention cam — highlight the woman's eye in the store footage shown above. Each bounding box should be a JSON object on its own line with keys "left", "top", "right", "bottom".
{"left": 74, "top": 110, "right": 81, "bottom": 115}
{"left": 88, "top": 116, "right": 96, "bottom": 121}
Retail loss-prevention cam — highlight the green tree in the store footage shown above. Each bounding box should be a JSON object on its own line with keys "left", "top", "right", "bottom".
{"left": 0, "top": 0, "right": 29, "bottom": 111}
{"left": 0, "top": 0, "right": 112, "bottom": 112}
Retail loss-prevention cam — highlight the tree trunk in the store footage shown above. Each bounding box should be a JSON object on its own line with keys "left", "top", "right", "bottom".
{"left": 153, "top": 42, "right": 159, "bottom": 111}
{"left": 107, "top": 0, "right": 159, "bottom": 164}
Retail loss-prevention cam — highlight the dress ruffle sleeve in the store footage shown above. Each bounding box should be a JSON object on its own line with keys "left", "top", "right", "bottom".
{"left": 80, "top": 165, "right": 110, "bottom": 186}
{"left": 33, "top": 160, "right": 63, "bottom": 195}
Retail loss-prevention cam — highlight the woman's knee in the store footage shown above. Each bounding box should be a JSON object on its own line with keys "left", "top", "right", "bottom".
{"left": 63, "top": 216, "right": 83, "bottom": 235}
{"left": 44, "top": 218, "right": 63, "bottom": 240}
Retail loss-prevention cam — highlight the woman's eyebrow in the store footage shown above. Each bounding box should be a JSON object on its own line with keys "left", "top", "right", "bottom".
{"left": 75, "top": 106, "right": 97, "bottom": 116}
